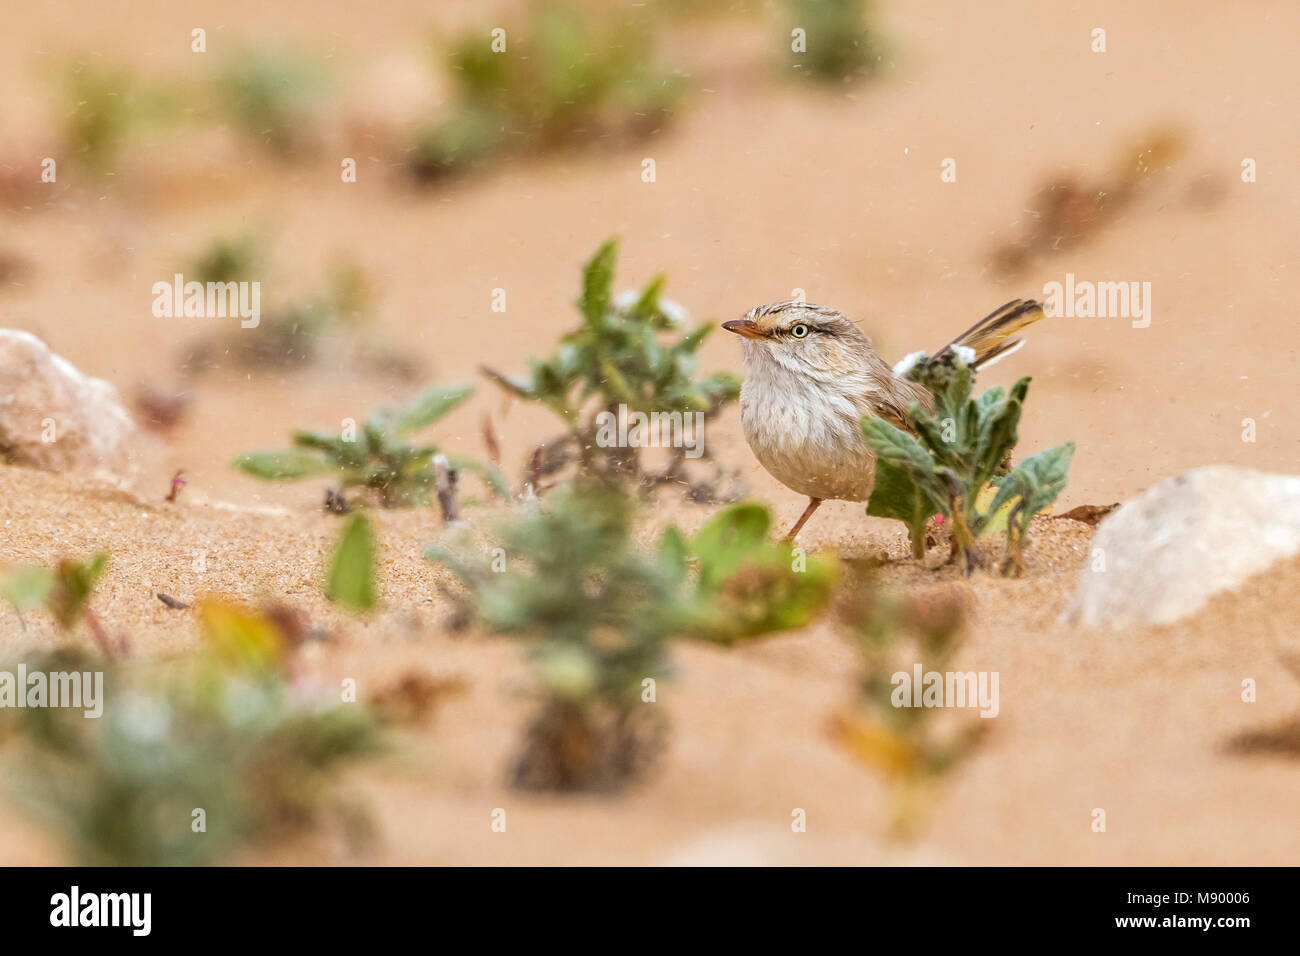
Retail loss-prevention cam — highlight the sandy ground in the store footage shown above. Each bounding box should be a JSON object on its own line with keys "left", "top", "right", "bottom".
{"left": 2, "top": 0, "right": 1299, "bottom": 864}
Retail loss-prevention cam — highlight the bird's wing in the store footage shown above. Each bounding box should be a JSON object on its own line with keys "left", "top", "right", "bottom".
{"left": 865, "top": 374, "right": 933, "bottom": 433}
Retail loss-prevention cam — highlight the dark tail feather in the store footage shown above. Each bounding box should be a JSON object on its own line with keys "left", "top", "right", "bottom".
{"left": 940, "top": 299, "right": 1046, "bottom": 369}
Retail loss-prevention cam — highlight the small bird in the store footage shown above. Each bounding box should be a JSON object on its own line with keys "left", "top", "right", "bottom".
{"left": 722, "top": 298, "right": 1046, "bottom": 540}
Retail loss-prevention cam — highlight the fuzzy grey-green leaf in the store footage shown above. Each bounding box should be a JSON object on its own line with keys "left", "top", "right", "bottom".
{"left": 326, "top": 514, "right": 377, "bottom": 612}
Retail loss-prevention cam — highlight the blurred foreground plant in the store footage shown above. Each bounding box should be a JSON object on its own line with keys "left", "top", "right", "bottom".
{"left": 861, "top": 351, "right": 1074, "bottom": 575}
{"left": 661, "top": 502, "right": 837, "bottom": 645}
{"left": 426, "top": 486, "right": 835, "bottom": 790}
{"left": 325, "top": 514, "right": 378, "bottom": 612}
{"left": 427, "top": 485, "right": 675, "bottom": 791}
{"left": 234, "top": 384, "right": 505, "bottom": 510}
{"left": 0, "top": 603, "right": 379, "bottom": 865}
{"left": 829, "top": 572, "right": 989, "bottom": 837}
{"left": 0, "top": 553, "right": 117, "bottom": 657}
{"left": 409, "top": 5, "right": 685, "bottom": 181}
{"left": 482, "top": 239, "right": 741, "bottom": 498}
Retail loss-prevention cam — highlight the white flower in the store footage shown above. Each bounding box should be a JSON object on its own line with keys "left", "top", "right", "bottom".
{"left": 658, "top": 298, "right": 689, "bottom": 327}
{"left": 892, "top": 350, "right": 927, "bottom": 377}
{"left": 950, "top": 344, "right": 977, "bottom": 366}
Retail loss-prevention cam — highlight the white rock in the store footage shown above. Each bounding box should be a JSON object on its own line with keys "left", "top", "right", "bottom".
{"left": 0, "top": 329, "right": 138, "bottom": 479}
{"left": 1069, "top": 466, "right": 1300, "bottom": 627}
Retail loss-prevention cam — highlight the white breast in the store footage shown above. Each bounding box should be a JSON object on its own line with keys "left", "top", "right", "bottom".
{"left": 738, "top": 360, "right": 880, "bottom": 502}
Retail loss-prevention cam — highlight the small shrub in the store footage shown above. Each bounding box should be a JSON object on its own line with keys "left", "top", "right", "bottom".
{"left": 428, "top": 484, "right": 676, "bottom": 791}
{"left": 860, "top": 351, "right": 1074, "bottom": 575}
{"left": 0, "top": 553, "right": 116, "bottom": 656}
{"left": 182, "top": 238, "right": 380, "bottom": 374}
{"left": 214, "top": 49, "right": 330, "bottom": 157}
{"left": 189, "top": 232, "right": 264, "bottom": 285}
{"left": 786, "top": 0, "right": 884, "bottom": 82}
{"left": 427, "top": 487, "right": 836, "bottom": 790}
{"left": 482, "top": 239, "right": 741, "bottom": 495}
{"left": 234, "top": 384, "right": 505, "bottom": 509}
{"left": 661, "top": 502, "right": 838, "bottom": 644}
{"left": 0, "top": 605, "right": 379, "bottom": 865}
{"left": 829, "top": 575, "right": 988, "bottom": 836}
{"left": 409, "top": 5, "right": 686, "bottom": 181}
{"left": 55, "top": 61, "right": 181, "bottom": 168}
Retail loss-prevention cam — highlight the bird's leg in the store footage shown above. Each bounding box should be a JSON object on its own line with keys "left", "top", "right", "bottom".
{"left": 784, "top": 497, "right": 823, "bottom": 542}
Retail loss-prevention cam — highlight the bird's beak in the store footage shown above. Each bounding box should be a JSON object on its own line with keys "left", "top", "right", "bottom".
{"left": 722, "top": 319, "right": 765, "bottom": 340}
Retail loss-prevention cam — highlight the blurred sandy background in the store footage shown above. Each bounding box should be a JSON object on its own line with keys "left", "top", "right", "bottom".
{"left": 1, "top": 0, "right": 1298, "bottom": 864}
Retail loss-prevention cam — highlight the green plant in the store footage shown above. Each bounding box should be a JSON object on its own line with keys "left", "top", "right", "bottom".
{"left": 860, "top": 352, "right": 1074, "bottom": 575}
{"left": 0, "top": 553, "right": 115, "bottom": 656}
{"left": 786, "top": 0, "right": 884, "bottom": 82}
{"left": 325, "top": 514, "right": 378, "bottom": 612}
{"left": 234, "top": 384, "right": 504, "bottom": 508}
{"left": 60, "top": 62, "right": 137, "bottom": 166}
{"left": 429, "top": 484, "right": 676, "bottom": 791}
{"left": 182, "top": 233, "right": 380, "bottom": 373}
{"left": 482, "top": 239, "right": 741, "bottom": 493}
{"left": 189, "top": 232, "right": 263, "bottom": 285}
{"left": 830, "top": 575, "right": 989, "bottom": 836}
{"left": 215, "top": 49, "right": 330, "bottom": 156}
{"left": 409, "top": 5, "right": 686, "bottom": 181}
{"left": 0, "top": 604, "right": 378, "bottom": 865}
{"left": 55, "top": 61, "right": 182, "bottom": 167}
{"left": 427, "top": 486, "right": 835, "bottom": 790}
{"left": 660, "top": 502, "right": 838, "bottom": 644}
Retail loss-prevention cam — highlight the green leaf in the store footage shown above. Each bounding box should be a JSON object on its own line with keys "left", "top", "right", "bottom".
{"left": 861, "top": 418, "right": 952, "bottom": 557}
{"left": 0, "top": 565, "right": 55, "bottom": 612}
{"left": 673, "top": 502, "right": 837, "bottom": 644}
{"left": 579, "top": 239, "right": 618, "bottom": 327}
{"left": 233, "top": 449, "right": 329, "bottom": 481}
{"left": 910, "top": 406, "right": 966, "bottom": 472}
{"left": 292, "top": 429, "right": 347, "bottom": 454}
{"left": 325, "top": 515, "right": 377, "bottom": 612}
{"left": 988, "top": 442, "right": 1075, "bottom": 529}
{"left": 866, "top": 459, "right": 939, "bottom": 559}
{"left": 393, "top": 383, "right": 475, "bottom": 434}
{"left": 690, "top": 502, "right": 772, "bottom": 588}
{"left": 671, "top": 322, "right": 711, "bottom": 355}
{"left": 480, "top": 365, "right": 539, "bottom": 399}
{"left": 597, "top": 360, "right": 639, "bottom": 406}
{"left": 631, "top": 274, "right": 665, "bottom": 319}
{"left": 656, "top": 525, "right": 689, "bottom": 582}
{"left": 861, "top": 418, "right": 938, "bottom": 483}
{"left": 972, "top": 377, "right": 1029, "bottom": 489}
{"left": 49, "top": 552, "right": 108, "bottom": 629}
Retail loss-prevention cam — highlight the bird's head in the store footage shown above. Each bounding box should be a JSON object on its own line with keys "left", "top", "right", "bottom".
{"left": 722, "top": 300, "right": 875, "bottom": 383}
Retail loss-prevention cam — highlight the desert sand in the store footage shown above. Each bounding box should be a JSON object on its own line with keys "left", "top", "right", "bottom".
{"left": 2, "top": 0, "right": 1298, "bottom": 864}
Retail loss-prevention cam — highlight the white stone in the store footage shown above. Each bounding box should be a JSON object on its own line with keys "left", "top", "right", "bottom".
{"left": 0, "top": 329, "right": 138, "bottom": 479}
{"left": 1069, "top": 466, "right": 1300, "bottom": 627}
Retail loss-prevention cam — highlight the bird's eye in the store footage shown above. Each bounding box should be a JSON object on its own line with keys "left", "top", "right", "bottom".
{"left": 790, "top": 324, "right": 809, "bottom": 338}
